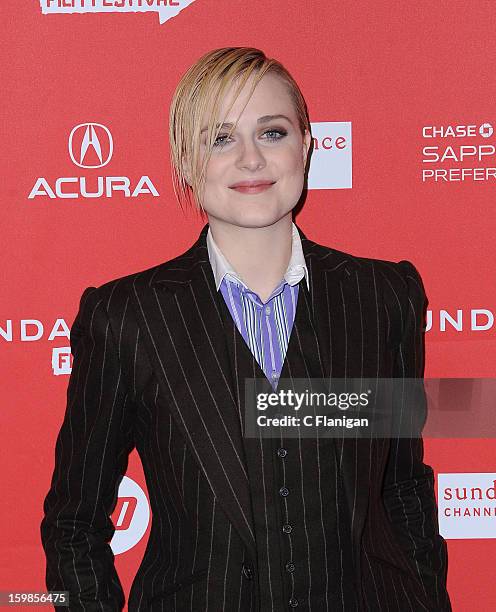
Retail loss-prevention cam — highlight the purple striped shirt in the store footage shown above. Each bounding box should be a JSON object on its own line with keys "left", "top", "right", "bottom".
{"left": 206, "top": 223, "right": 310, "bottom": 389}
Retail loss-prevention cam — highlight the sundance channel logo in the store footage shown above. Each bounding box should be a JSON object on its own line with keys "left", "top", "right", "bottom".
{"left": 39, "top": 0, "right": 197, "bottom": 25}
{"left": 438, "top": 472, "right": 496, "bottom": 539}
{"left": 28, "top": 122, "right": 159, "bottom": 200}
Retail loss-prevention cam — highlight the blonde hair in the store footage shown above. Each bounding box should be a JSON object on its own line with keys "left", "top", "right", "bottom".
{"left": 169, "top": 47, "right": 311, "bottom": 213}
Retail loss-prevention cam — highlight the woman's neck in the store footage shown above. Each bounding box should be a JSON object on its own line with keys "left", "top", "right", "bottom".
{"left": 207, "top": 214, "right": 294, "bottom": 303}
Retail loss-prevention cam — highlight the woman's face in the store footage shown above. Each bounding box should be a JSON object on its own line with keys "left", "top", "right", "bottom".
{"left": 197, "top": 72, "right": 311, "bottom": 229}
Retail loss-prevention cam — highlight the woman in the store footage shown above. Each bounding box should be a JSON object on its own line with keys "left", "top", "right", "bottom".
{"left": 41, "top": 47, "right": 451, "bottom": 611}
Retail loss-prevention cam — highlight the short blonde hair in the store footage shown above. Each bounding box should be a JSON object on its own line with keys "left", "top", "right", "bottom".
{"left": 169, "top": 47, "right": 311, "bottom": 213}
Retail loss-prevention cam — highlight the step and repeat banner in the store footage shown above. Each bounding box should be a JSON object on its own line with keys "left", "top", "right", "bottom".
{"left": 2, "top": 1, "right": 495, "bottom": 610}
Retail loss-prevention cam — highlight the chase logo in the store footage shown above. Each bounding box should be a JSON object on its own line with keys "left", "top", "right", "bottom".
{"left": 39, "top": 0, "right": 197, "bottom": 25}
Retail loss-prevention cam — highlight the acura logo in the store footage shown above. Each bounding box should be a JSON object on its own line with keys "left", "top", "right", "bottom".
{"left": 68, "top": 123, "right": 113, "bottom": 169}
{"left": 28, "top": 121, "right": 159, "bottom": 199}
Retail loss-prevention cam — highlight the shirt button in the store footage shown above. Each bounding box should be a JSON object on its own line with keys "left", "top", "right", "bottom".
{"left": 285, "top": 561, "right": 295, "bottom": 573}
{"left": 279, "top": 486, "right": 289, "bottom": 497}
{"left": 282, "top": 523, "right": 293, "bottom": 534}
{"left": 289, "top": 597, "right": 299, "bottom": 607}
{"left": 277, "top": 448, "right": 287, "bottom": 458}
{"left": 265, "top": 305, "right": 271, "bottom": 315}
{"left": 271, "top": 371, "right": 278, "bottom": 379}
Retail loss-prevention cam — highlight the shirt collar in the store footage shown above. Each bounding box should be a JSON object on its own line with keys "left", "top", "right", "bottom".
{"left": 206, "top": 222, "right": 310, "bottom": 292}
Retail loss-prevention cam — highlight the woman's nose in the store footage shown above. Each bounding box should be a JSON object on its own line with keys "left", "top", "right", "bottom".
{"left": 236, "top": 140, "right": 267, "bottom": 171}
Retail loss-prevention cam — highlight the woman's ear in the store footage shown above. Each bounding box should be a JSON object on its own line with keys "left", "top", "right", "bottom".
{"left": 182, "top": 157, "right": 193, "bottom": 187}
{"left": 302, "top": 129, "right": 312, "bottom": 167}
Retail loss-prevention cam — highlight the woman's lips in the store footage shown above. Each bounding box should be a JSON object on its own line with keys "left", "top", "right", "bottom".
{"left": 230, "top": 182, "right": 275, "bottom": 194}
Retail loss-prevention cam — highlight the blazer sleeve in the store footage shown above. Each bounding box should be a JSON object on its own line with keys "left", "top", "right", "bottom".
{"left": 40, "top": 286, "right": 136, "bottom": 611}
{"left": 381, "top": 260, "right": 452, "bottom": 611}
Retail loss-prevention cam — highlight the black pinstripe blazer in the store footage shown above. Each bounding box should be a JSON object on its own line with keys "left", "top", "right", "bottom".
{"left": 40, "top": 223, "right": 451, "bottom": 611}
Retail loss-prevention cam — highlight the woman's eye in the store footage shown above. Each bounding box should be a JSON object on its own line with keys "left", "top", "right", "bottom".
{"left": 262, "top": 128, "right": 287, "bottom": 140}
{"left": 211, "top": 128, "right": 288, "bottom": 148}
{"left": 212, "top": 134, "right": 231, "bottom": 147}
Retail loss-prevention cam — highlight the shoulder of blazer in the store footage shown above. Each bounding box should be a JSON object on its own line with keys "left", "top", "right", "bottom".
{"left": 79, "top": 227, "right": 208, "bottom": 312}
{"left": 302, "top": 233, "right": 425, "bottom": 296}
{"left": 347, "top": 254, "right": 427, "bottom": 349}
{"left": 300, "top": 233, "right": 427, "bottom": 346}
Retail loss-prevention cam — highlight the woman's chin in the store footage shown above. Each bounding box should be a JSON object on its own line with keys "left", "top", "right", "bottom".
{"left": 221, "top": 206, "right": 293, "bottom": 229}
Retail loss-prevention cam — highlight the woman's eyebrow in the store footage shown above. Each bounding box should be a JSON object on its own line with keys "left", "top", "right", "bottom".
{"left": 200, "top": 114, "right": 292, "bottom": 134}
{"left": 257, "top": 114, "right": 292, "bottom": 124}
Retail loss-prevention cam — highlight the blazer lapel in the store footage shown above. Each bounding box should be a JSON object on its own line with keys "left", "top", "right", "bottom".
{"left": 129, "top": 224, "right": 257, "bottom": 560}
{"left": 299, "top": 227, "right": 373, "bottom": 555}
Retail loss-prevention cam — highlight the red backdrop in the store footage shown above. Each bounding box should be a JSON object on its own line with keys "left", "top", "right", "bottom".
{"left": 2, "top": 1, "right": 495, "bottom": 609}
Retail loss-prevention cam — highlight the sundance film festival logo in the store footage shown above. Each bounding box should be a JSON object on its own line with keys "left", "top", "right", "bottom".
{"left": 39, "top": 0, "right": 197, "bottom": 25}
{"left": 28, "top": 122, "right": 159, "bottom": 199}
{"left": 421, "top": 121, "right": 495, "bottom": 183}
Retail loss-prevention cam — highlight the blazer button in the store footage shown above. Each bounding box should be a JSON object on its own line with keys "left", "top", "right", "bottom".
{"left": 289, "top": 597, "right": 299, "bottom": 607}
{"left": 277, "top": 448, "right": 288, "bottom": 458}
{"left": 282, "top": 523, "right": 293, "bottom": 534}
{"left": 242, "top": 563, "right": 254, "bottom": 580}
{"left": 285, "top": 561, "right": 295, "bottom": 573}
{"left": 279, "top": 486, "right": 289, "bottom": 497}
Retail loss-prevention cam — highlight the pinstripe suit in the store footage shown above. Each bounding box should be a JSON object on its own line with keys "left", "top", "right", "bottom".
{"left": 40, "top": 223, "right": 451, "bottom": 611}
